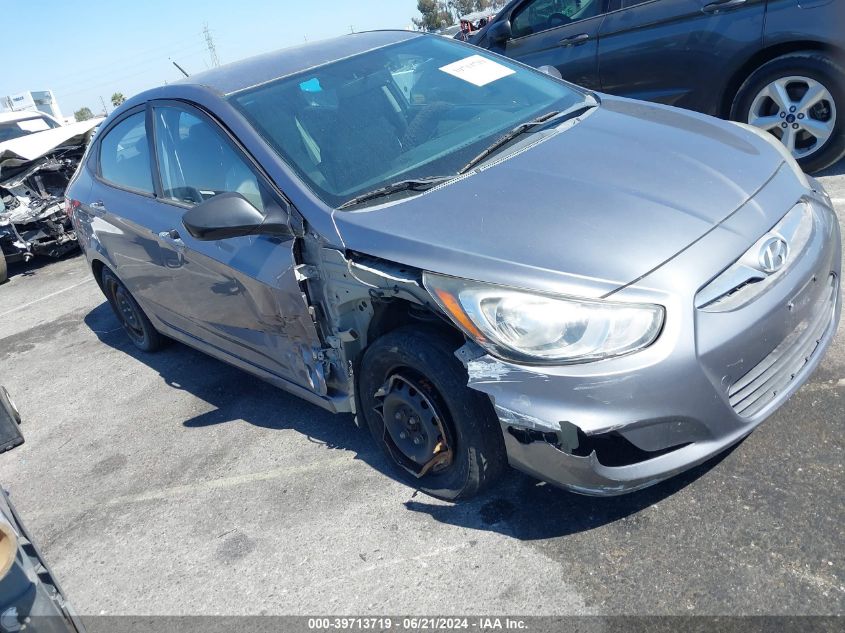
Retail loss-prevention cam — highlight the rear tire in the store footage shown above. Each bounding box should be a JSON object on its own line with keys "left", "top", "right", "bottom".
{"left": 731, "top": 52, "right": 845, "bottom": 173}
{"left": 0, "top": 250, "right": 7, "bottom": 285}
{"left": 100, "top": 267, "right": 166, "bottom": 352}
{"left": 358, "top": 327, "right": 507, "bottom": 500}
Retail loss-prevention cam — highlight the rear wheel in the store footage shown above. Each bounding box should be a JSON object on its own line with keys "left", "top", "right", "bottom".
{"left": 101, "top": 268, "right": 166, "bottom": 352}
{"left": 732, "top": 53, "right": 845, "bottom": 173}
{"left": 358, "top": 327, "right": 507, "bottom": 500}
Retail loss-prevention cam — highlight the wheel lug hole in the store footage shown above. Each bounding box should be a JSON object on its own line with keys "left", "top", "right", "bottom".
{"left": 789, "top": 106, "right": 796, "bottom": 113}
{"left": 792, "top": 123, "right": 799, "bottom": 129}
{"left": 780, "top": 112, "right": 786, "bottom": 118}
{"left": 797, "top": 113, "right": 805, "bottom": 119}
{"left": 399, "top": 431, "right": 407, "bottom": 440}
{"left": 781, "top": 122, "right": 788, "bottom": 128}
{"left": 413, "top": 437, "right": 421, "bottom": 446}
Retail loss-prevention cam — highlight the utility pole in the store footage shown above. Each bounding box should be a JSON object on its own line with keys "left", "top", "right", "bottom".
{"left": 99, "top": 96, "right": 108, "bottom": 116}
{"left": 203, "top": 22, "right": 220, "bottom": 68}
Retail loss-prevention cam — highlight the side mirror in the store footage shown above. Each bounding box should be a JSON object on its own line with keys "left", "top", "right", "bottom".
{"left": 487, "top": 19, "right": 512, "bottom": 46}
{"left": 538, "top": 65, "right": 563, "bottom": 80}
{"left": 182, "top": 192, "right": 291, "bottom": 241}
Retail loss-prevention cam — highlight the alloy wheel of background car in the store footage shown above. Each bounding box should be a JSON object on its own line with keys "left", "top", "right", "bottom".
{"left": 358, "top": 327, "right": 507, "bottom": 501}
{"left": 748, "top": 76, "right": 836, "bottom": 160}
{"left": 100, "top": 268, "right": 167, "bottom": 353}
{"left": 733, "top": 52, "right": 845, "bottom": 173}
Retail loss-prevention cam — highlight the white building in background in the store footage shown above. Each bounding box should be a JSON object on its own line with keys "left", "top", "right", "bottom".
{"left": 1, "top": 90, "right": 64, "bottom": 122}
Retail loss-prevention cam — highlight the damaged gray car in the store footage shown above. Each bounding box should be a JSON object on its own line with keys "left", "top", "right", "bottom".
{"left": 0, "top": 111, "right": 101, "bottom": 283}
{"left": 66, "top": 32, "right": 842, "bottom": 498}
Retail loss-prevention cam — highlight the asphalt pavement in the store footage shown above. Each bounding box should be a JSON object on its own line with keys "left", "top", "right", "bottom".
{"left": 0, "top": 159, "right": 842, "bottom": 617}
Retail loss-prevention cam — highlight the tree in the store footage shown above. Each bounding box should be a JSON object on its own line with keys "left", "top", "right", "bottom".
{"left": 412, "top": 0, "right": 453, "bottom": 31}
{"left": 111, "top": 92, "right": 126, "bottom": 107}
{"left": 449, "top": 0, "right": 475, "bottom": 17}
{"left": 74, "top": 107, "right": 94, "bottom": 122}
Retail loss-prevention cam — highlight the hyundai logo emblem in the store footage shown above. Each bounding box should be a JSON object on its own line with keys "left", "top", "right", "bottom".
{"left": 758, "top": 237, "right": 789, "bottom": 273}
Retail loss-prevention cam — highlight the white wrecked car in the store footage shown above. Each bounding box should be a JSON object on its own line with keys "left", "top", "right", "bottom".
{"left": 0, "top": 110, "right": 101, "bottom": 283}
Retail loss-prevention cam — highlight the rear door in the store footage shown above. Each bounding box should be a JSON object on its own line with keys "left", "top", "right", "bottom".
{"left": 597, "top": 0, "right": 765, "bottom": 114}
{"left": 148, "top": 101, "right": 323, "bottom": 390}
{"left": 490, "top": 0, "right": 610, "bottom": 88}
{"left": 83, "top": 107, "right": 181, "bottom": 323}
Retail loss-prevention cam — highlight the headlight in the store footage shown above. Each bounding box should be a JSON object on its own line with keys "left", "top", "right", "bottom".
{"left": 423, "top": 273, "right": 664, "bottom": 364}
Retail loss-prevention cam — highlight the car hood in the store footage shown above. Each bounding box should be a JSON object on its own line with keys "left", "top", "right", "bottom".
{"left": 0, "top": 118, "right": 102, "bottom": 180}
{"left": 332, "top": 96, "right": 791, "bottom": 297}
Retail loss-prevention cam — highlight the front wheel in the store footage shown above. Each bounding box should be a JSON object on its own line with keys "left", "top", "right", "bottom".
{"left": 732, "top": 53, "right": 845, "bottom": 173}
{"left": 358, "top": 327, "right": 507, "bottom": 500}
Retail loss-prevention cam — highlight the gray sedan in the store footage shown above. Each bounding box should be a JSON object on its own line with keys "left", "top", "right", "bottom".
{"left": 66, "top": 31, "right": 841, "bottom": 499}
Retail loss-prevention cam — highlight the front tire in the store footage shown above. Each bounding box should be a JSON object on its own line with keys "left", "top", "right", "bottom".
{"left": 100, "top": 267, "right": 166, "bottom": 352}
{"left": 358, "top": 327, "right": 507, "bottom": 500}
{"left": 732, "top": 52, "right": 845, "bottom": 173}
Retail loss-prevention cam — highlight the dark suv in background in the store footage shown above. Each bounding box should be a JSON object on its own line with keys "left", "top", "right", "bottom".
{"left": 472, "top": 0, "right": 845, "bottom": 172}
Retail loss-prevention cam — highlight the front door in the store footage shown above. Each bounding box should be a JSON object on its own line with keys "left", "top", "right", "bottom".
{"left": 490, "top": 0, "right": 609, "bottom": 89}
{"left": 148, "top": 102, "right": 322, "bottom": 390}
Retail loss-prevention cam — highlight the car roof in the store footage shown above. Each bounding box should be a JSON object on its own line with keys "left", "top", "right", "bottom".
{"left": 175, "top": 30, "right": 423, "bottom": 96}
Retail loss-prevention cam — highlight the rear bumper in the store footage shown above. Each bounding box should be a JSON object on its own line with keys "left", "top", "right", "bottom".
{"left": 468, "top": 189, "right": 842, "bottom": 496}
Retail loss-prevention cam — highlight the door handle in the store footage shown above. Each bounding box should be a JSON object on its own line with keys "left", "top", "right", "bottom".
{"left": 702, "top": 0, "right": 747, "bottom": 13}
{"left": 158, "top": 229, "right": 185, "bottom": 248}
{"left": 559, "top": 33, "right": 590, "bottom": 47}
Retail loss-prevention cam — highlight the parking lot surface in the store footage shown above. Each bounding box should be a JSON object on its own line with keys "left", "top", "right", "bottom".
{"left": 0, "top": 161, "right": 843, "bottom": 617}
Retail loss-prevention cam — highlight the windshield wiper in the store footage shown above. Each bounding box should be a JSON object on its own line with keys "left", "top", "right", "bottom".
{"left": 337, "top": 175, "right": 453, "bottom": 210}
{"left": 458, "top": 103, "right": 596, "bottom": 175}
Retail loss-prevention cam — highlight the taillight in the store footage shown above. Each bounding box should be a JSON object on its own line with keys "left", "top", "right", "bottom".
{"left": 64, "top": 197, "right": 80, "bottom": 219}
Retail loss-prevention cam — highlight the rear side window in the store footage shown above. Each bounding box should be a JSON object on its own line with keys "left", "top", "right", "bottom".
{"left": 98, "top": 112, "right": 153, "bottom": 193}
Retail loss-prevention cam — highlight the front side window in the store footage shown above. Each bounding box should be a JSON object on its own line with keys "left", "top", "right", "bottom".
{"left": 98, "top": 111, "right": 153, "bottom": 194}
{"left": 231, "top": 35, "right": 588, "bottom": 208}
{"left": 512, "top": 0, "right": 603, "bottom": 38}
{"left": 152, "top": 106, "right": 266, "bottom": 212}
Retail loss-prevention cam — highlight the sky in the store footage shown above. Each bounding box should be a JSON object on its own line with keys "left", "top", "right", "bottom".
{"left": 3, "top": 0, "right": 420, "bottom": 119}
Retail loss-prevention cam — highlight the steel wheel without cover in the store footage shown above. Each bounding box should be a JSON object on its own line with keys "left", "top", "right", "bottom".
{"left": 747, "top": 76, "right": 837, "bottom": 160}
{"left": 109, "top": 281, "right": 146, "bottom": 344}
{"left": 100, "top": 267, "right": 166, "bottom": 352}
{"left": 374, "top": 372, "right": 453, "bottom": 477}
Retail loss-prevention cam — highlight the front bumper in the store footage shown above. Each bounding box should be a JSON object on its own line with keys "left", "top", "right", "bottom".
{"left": 468, "top": 173, "right": 842, "bottom": 496}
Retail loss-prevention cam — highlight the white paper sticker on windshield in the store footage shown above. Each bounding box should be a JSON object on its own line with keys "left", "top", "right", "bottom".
{"left": 17, "top": 118, "right": 50, "bottom": 132}
{"left": 439, "top": 55, "right": 515, "bottom": 87}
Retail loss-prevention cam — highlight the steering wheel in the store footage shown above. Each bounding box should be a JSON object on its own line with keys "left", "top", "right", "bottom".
{"left": 547, "top": 13, "right": 572, "bottom": 28}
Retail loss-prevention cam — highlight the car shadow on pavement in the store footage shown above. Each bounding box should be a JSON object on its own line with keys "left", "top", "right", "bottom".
{"left": 85, "top": 300, "right": 735, "bottom": 540}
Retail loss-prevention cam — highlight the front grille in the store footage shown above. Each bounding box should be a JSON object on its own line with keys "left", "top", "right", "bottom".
{"left": 728, "top": 274, "right": 837, "bottom": 418}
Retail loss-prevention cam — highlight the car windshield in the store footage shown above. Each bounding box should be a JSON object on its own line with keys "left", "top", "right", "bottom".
{"left": 230, "top": 36, "right": 588, "bottom": 208}
{"left": 0, "top": 115, "right": 61, "bottom": 143}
